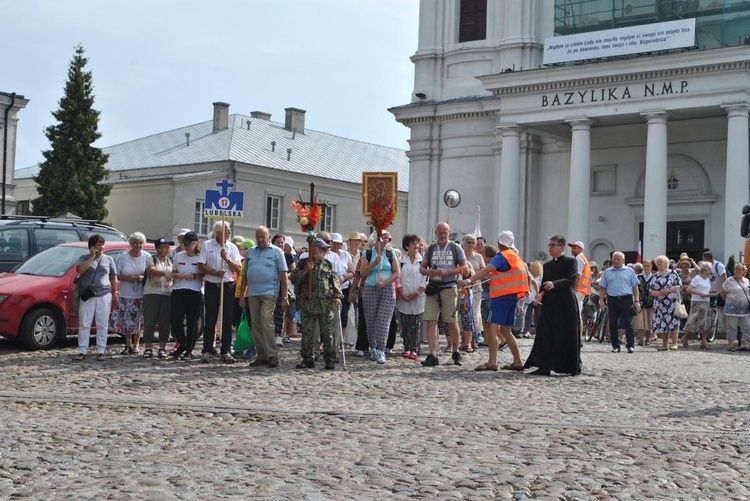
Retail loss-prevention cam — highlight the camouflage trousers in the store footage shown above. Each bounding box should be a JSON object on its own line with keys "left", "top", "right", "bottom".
{"left": 300, "top": 308, "right": 337, "bottom": 362}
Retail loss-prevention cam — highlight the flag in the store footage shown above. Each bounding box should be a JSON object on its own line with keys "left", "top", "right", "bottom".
{"left": 636, "top": 240, "right": 642, "bottom": 264}
{"left": 474, "top": 205, "right": 481, "bottom": 238}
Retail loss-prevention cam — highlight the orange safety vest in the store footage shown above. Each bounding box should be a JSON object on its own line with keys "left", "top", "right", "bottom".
{"left": 575, "top": 253, "right": 592, "bottom": 296}
{"left": 489, "top": 250, "right": 530, "bottom": 299}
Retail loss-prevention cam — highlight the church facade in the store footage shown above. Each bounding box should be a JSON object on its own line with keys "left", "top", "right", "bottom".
{"left": 390, "top": 0, "right": 750, "bottom": 265}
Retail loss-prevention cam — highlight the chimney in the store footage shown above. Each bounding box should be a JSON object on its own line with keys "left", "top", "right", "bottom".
{"left": 250, "top": 111, "right": 272, "bottom": 121}
{"left": 284, "top": 107, "right": 306, "bottom": 134}
{"left": 212, "top": 102, "right": 230, "bottom": 132}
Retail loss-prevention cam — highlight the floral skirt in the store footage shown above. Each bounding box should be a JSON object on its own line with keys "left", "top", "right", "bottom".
{"left": 111, "top": 297, "right": 144, "bottom": 336}
{"left": 684, "top": 301, "right": 712, "bottom": 333}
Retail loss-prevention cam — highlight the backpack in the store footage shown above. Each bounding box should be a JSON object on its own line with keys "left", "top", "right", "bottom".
{"left": 365, "top": 248, "right": 394, "bottom": 263}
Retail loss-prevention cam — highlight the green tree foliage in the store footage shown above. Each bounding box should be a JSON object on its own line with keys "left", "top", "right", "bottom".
{"left": 33, "top": 44, "right": 110, "bottom": 220}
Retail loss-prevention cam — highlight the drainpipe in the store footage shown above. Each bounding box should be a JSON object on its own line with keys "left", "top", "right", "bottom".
{"left": 230, "top": 161, "right": 238, "bottom": 235}
{"left": 2, "top": 92, "right": 16, "bottom": 215}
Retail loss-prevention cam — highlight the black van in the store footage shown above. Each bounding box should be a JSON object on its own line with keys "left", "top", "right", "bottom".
{"left": 0, "top": 216, "right": 128, "bottom": 272}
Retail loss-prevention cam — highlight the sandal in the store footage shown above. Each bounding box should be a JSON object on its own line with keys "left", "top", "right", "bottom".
{"left": 96, "top": 354, "right": 106, "bottom": 361}
{"left": 157, "top": 349, "right": 167, "bottom": 358}
{"left": 729, "top": 346, "right": 737, "bottom": 352}
{"left": 73, "top": 353, "right": 86, "bottom": 361}
{"left": 474, "top": 362, "right": 498, "bottom": 371}
{"left": 501, "top": 364, "right": 524, "bottom": 371}
{"left": 669, "top": 345, "right": 678, "bottom": 351}
{"left": 461, "top": 345, "right": 475, "bottom": 353}
{"left": 143, "top": 348, "right": 153, "bottom": 358}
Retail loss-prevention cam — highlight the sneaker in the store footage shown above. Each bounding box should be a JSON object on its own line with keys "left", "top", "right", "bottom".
{"left": 355, "top": 350, "right": 365, "bottom": 357}
{"left": 201, "top": 352, "right": 210, "bottom": 364}
{"left": 157, "top": 349, "right": 167, "bottom": 359}
{"left": 498, "top": 342, "right": 507, "bottom": 351}
{"left": 370, "top": 351, "right": 378, "bottom": 361}
{"left": 120, "top": 347, "right": 130, "bottom": 355}
{"left": 421, "top": 354, "right": 439, "bottom": 367}
{"left": 143, "top": 348, "right": 153, "bottom": 359}
{"left": 324, "top": 359, "right": 336, "bottom": 370}
{"left": 375, "top": 352, "right": 386, "bottom": 364}
{"left": 402, "top": 352, "right": 411, "bottom": 358}
{"left": 242, "top": 349, "right": 256, "bottom": 359}
{"left": 180, "top": 351, "right": 193, "bottom": 360}
{"left": 477, "top": 333, "right": 484, "bottom": 343}
{"left": 283, "top": 336, "right": 292, "bottom": 344}
{"left": 129, "top": 346, "right": 139, "bottom": 355}
{"left": 221, "top": 352, "right": 237, "bottom": 364}
{"left": 275, "top": 336, "right": 284, "bottom": 347}
{"left": 408, "top": 352, "right": 418, "bottom": 360}
{"left": 452, "top": 351, "right": 463, "bottom": 366}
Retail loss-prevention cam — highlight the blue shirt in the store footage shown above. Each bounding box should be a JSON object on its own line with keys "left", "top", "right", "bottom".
{"left": 365, "top": 249, "right": 393, "bottom": 287}
{"left": 489, "top": 252, "right": 511, "bottom": 273}
{"left": 599, "top": 266, "right": 639, "bottom": 297}
{"left": 245, "top": 244, "right": 288, "bottom": 297}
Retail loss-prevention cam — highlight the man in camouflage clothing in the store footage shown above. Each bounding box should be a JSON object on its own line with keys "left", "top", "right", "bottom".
{"left": 290, "top": 238, "right": 344, "bottom": 370}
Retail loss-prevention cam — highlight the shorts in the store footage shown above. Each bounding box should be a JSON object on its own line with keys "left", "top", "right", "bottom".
{"left": 487, "top": 295, "right": 518, "bottom": 327}
{"left": 424, "top": 285, "right": 458, "bottom": 323}
{"left": 575, "top": 291, "right": 585, "bottom": 317}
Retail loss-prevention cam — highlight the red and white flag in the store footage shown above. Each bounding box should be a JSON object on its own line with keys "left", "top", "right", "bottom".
{"left": 636, "top": 240, "right": 642, "bottom": 264}
{"left": 474, "top": 205, "right": 482, "bottom": 238}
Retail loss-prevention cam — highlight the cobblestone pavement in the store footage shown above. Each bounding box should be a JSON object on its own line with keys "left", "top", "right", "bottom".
{"left": 0, "top": 335, "right": 748, "bottom": 500}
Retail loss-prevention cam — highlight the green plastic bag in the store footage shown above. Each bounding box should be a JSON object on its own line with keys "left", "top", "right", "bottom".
{"left": 234, "top": 308, "right": 254, "bottom": 352}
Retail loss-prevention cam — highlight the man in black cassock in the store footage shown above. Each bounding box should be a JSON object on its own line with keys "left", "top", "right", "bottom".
{"left": 524, "top": 234, "right": 581, "bottom": 376}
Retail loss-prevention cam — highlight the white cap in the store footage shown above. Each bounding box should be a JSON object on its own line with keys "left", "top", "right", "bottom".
{"left": 568, "top": 240, "right": 585, "bottom": 251}
{"left": 284, "top": 236, "right": 296, "bottom": 254}
{"left": 497, "top": 230, "right": 514, "bottom": 248}
{"left": 178, "top": 228, "right": 191, "bottom": 237}
{"left": 331, "top": 232, "right": 344, "bottom": 244}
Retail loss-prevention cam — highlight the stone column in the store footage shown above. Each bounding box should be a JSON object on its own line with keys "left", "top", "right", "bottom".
{"left": 641, "top": 111, "right": 669, "bottom": 259}
{"left": 498, "top": 124, "right": 521, "bottom": 236}
{"left": 566, "top": 118, "right": 591, "bottom": 246}
{"left": 723, "top": 103, "right": 750, "bottom": 260}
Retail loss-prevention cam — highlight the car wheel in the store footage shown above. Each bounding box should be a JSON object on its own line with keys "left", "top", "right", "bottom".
{"left": 20, "top": 307, "right": 61, "bottom": 350}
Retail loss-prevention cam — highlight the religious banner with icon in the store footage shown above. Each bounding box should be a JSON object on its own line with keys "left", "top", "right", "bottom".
{"left": 362, "top": 172, "right": 398, "bottom": 234}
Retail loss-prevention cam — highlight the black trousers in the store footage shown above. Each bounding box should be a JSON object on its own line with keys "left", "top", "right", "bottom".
{"left": 203, "top": 281, "right": 236, "bottom": 355}
{"left": 170, "top": 289, "right": 202, "bottom": 354}
{"left": 607, "top": 295, "right": 635, "bottom": 349}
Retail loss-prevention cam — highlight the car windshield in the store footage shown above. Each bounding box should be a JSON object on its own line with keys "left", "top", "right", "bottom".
{"left": 11, "top": 246, "right": 86, "bottom": 277}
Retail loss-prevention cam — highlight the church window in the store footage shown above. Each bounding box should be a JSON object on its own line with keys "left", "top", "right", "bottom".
{"left": 459, "top": 0, "right": 487, "bottom": 43}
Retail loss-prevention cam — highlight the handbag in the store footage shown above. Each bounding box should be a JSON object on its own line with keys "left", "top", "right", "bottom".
{"left": 425, "top": 282, "right": 439, "bottom": 296}
{"left": 234, "top": 308, "right": 254, "bottom": 352}
{"left": 674, "top": 294, "right": 688, "bottom": 319}
{"left": 76, "top": 258, "right": 102, "bottom": 305}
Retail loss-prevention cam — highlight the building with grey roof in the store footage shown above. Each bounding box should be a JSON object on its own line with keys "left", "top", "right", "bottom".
{"left": 15, "top": 102, "right": 409, "bottom": 244}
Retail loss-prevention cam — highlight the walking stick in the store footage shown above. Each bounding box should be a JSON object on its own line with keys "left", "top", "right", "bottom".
{"left": 336, "top": 304, "right": 347, "bottom": 370}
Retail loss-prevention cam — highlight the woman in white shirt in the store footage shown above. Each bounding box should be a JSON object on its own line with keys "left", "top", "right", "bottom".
{"left": 396, "top": 234, "right": 427, "bottom": 360}
{"left": 114, "top": 232, "right": 149, "bottom": 355}
{"left": 143, "top": 238, "right": 174, "bottom": 358}
{"left": 720, "top": 262, "right": 750, "bottom": 351}
{"left": 170, "top": 232, "right": 205, "bottom": 359}
{"left": 682, "top": 262, "right": 713, "bottom": 349}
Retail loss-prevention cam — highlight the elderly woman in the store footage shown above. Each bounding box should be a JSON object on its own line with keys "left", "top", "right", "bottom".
{"left": 143, "top": 237, "right": 174, "bottom": 358}
{"left": 649, "top": 255, "right": 682, "bottom": 351}
{"left": 359, "top": 230, "right": 400, "bottom": 364}
{"left": 74, "top": 234, "right": 119, "bottom": 361}
{"left": 633, "top": 263, "right": 655, "bottom": 346}
{"left": 721, "top": 263, "right": 750, "bottom": 351}
{"left": 459, "top": 234, "right": 484, "bottom": 351}
{"left": 397, "top": 234, "right": 427, "bottom": 359}
{"left": 682, "top": 262, "right": 713, "bottom": 349}
{"left": 114, "top": 232, "right": 150, "bottom": 355}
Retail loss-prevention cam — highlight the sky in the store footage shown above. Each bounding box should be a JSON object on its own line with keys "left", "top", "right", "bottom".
{"left": 2, "top": 0, "right": 420, "bottom": 169}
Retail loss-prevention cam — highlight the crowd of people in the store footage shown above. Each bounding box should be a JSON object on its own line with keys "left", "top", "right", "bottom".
{"left": 72, "top": 220, "right": 750, "bottom": 374}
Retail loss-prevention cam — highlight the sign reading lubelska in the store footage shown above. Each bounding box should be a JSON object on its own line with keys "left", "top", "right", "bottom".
{"left": 204, "top": 180, "right": 244, "bottom": 219}
{"left": 543, "top": 18, "right": 696, "bottom": 65}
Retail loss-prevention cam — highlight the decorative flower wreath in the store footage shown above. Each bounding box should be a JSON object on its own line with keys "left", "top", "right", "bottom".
{"left": 369, "top": 196, "right": 397, "bottom": 237}
{"left": 291, "top": 198, "right": 322, "bottom": 234}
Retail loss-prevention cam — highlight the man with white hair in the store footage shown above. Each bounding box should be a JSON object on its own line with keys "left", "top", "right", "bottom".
{"left": 459, "top": 230, "right": 527, "bottom": 371}
{"left": 598, "top": 251, "right": 641, "bottom": 353}
{"left": 198, "top": 221, "right": 243, "bottom": 363}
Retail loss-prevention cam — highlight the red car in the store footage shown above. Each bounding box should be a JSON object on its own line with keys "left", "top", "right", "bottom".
{"left": 0, "top": 241, "right": 155, "bottom": 350}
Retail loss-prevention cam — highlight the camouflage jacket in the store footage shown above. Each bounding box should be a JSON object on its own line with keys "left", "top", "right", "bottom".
{"left": 290, "top": 257, "right": 344, "bottom": 313}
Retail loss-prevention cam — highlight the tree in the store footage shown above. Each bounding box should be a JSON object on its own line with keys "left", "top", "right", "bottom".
{"left": 33, "top": 44, "right": 110, "bottom": 220}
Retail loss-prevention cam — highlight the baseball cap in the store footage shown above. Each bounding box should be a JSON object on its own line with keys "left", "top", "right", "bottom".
{"left": 312, "top": 238, "right": 331, "bottom": 249}
{"left": 154, "top": 237, "right": 174, "bottom": 247}
{"left": 567, "top": 241, "right": 585, "bottom": 251}
{"left": 237, "top": 239, "right": 256, "bottom": 250}
{"left": 497, "top": 230, "right": 514, "bottom": 248}
{"left": 182, "top": 231, "right": 199, "bottom": 244}
{"left": 331, "top": 233, "right": 344, "bottom": 244}
{"left": 178, "top": 228, "right": 191, "bottom": 237}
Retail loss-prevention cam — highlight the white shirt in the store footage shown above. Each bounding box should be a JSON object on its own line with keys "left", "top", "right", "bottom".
{"left": 173, "top": 251, "right": 206, "bottom": 292}
{"left": 337, "top": 250, "right": 353, "bottom": 288}
{"left": 397, "top": 252, "right": 428, "bottom": 315}
{"left": 116, "top": 251, "right": 149, "bottom": 299}
{"left": 298, "top": 250, "right": 342, "bottom": 275}
{"left": 690, "top": 274, "right": 711, "bottom": 303}
{"left": 202, "top": 239, "right": 241, "bottom": 284}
